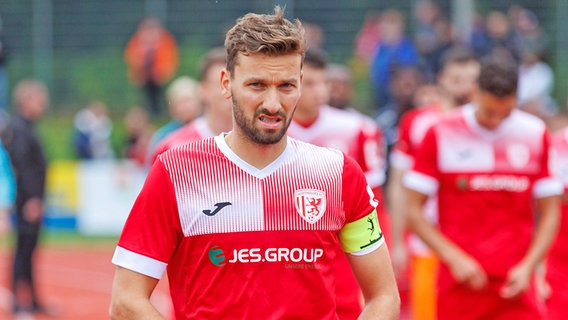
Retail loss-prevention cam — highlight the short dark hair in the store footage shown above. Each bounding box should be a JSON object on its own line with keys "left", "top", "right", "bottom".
{"left": 478, "top": 54, "right": 518, "bottom": 97}
{"left": 303, "top": 48, "right": 327, "bottom": 69}
{"left": 440, "top": 46, "right": 478, "bottom": 70}
{"left": 198, "top": 47, "right": 227, "bottom": 81}
{"left": 224, "top": 6, "right": 306, "bottom": 74}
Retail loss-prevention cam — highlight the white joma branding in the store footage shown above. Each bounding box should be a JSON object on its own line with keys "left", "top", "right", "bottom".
{"left": 228, "top": 248, "right": 324, "bottom": 264}
{"left": 469, "top": 175, "right": 529, "bottom": 192}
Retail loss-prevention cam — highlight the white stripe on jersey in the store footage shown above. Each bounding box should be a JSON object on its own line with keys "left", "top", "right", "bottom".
{"left": 159, "top": 135, "right": 346, "bottom": 237}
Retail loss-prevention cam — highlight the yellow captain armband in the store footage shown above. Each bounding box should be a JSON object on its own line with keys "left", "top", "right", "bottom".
{"left": 340, "top": 210, "right": 384, "bottom": 255}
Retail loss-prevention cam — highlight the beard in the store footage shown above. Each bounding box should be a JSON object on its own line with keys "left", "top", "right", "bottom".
{"left": 232, "top": 96, "right": 293, "bottom": 145}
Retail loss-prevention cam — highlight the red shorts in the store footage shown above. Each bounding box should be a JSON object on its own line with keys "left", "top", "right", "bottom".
{"left": 437, "top": 271, "right": 544, "bottom": 320}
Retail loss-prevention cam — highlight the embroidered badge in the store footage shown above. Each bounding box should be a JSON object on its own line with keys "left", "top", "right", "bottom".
{"left": 294, "top": 189, "right": 326, "bottom": 224}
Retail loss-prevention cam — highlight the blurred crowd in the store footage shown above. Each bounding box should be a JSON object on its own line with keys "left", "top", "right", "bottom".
{"left": 1, "top": 1, "right": 568, "bottom": 319}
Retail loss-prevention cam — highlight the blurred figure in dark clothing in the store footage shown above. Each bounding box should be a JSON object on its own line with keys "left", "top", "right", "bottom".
{"left": 3, "top": 79, "right": 53, "bottom": 317}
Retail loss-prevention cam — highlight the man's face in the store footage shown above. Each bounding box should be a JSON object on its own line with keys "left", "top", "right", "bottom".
{"left": 474, "top": 90, "right": 517, "bottom": 130}
{"left": 438, "top": 61, "right": 480, "bottom": 106}
{"left": 21, "top": 88, "right": 48, "bottom": 120}
{"left": 296, "top": 64, "right": 329, "bottom": 115}
{"left": 221, "top": 53, "right": 303, "bottom": 145}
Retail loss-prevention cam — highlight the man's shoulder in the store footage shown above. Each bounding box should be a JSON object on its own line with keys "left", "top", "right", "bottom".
{"left": 322, "top": 106, "right": 380, "bottom": 133}
{"left": 159, "top": 136, "right": 217, "bottom": 163}
{"left": 288, "top": 136, "right": 344, "bottom": 158}
{"left": 509, "top": 109, "right": 547, "bottom": 132}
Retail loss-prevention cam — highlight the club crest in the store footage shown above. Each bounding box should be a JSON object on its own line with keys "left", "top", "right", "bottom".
{"left": 294, "top": 189, "right": 326, "bottom": 224}
{"left": 506, "top": 143, "right": 530, "bottom": 169}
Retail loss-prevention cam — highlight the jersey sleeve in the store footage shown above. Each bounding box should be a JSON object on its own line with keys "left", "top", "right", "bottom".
{"left": 403, "top": 125, "right": 440, "bottom": 196}
{"left": 112, "top": 159, "right": 182, "bottom": 279}
{"left": 339, "top": 155, "right": 384, "bottom": 255}
{"left": 533, "top": 128, "right": 564, "bottom": 198}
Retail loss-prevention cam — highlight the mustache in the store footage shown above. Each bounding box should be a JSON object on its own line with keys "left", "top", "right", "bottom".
{"left": 255, "top": 108, "right": 287, "bottom": 118}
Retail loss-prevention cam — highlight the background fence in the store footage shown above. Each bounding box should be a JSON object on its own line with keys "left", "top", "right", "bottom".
{"left": 1, "top": 0, "right": 567, "bottom": 116}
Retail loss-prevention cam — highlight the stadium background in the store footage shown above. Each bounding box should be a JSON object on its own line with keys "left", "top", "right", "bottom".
{"left": 0, "top": 1, "right": 566, "bottom": 319}
{"left": 0, "top": 0, "right": 565, "bottom": 232}
{"left": 2, "top": 0, "right": 567, "bottom": 116}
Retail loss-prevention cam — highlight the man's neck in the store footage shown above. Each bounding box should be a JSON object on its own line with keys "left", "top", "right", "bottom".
{"left": 223, "top": 131, "right": 287, "bottom": 169}
{"left": 206, "top": 113, "right": 232, "bottom": 135}
{"left": 292, "top": 106, "right": 320, "bottom": 128}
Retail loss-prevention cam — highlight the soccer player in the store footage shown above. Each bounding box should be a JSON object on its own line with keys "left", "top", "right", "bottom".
{"left": 404, "top": 53, "right": 562, "bottom": 319}
{"left": 148, "top": 47, "right": 232, "bottom": 164}
{"left": 145, "top": 76, "right": 202, "bottom": 166}
{"left": 110, "top": 6, "right": 400, "bottom": 320}
{"left": 546, "top": 123, "right": 568, "bottom": 320}
{"left": 388, "top": 46, "right": 480, "bottom": 320}
{"left": 287, "top": 48, "right": 388, "bottom": 319}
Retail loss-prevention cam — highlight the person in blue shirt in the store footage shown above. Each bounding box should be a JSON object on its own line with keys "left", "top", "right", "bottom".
{"left": 369, "top": 9, "right": 420, "bottom": 110}
{"left": 0, "top": 140, "right": 15, "bottom": 233}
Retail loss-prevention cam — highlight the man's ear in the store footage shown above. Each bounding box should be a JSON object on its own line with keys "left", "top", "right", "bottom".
{"left": 220, "top": 68, "right": 232, "bottom": 99}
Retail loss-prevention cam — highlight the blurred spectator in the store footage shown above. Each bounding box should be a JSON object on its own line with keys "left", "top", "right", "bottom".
{"left": 303, "top": 22, "right": 325, "bottom": 49}
{"left": 412, "top": 1, "right": 441, "bottom": 59}
{"left": 123, "top": 106, "right": 154, "bottom": 166}
{"left": 0, "top": 141, "right": 15, "bottom": 234}
{"left": 469, "top": 11, "right": 487, "bottom": 54}
{"left": 4, "top": 79, "right": 53, "bottom": 317}
{"left": 72, "top": 101, "right": 114, "bottom": 160}
{"left": 369, "top": 9, "right": 420, "bottom": 109}
{"left": 124, "top": 16, "right": 179, "bottom": 116}
{"left": 326, "top": 63, "right": 354, "bottom": 110}
{"left": 0, "top": 15, "right": 9, "bottom": 111}
{"left": 471, "top": 11, "right": 519, "bottom": 61}
{"left": 145, "top": 76, "right": 201, "bottom": 166}
{"left": 516, "top": 31, "right": 555, "bottom": 120}
{"left": 510, "top": 6, "right": 549, "bottom": 60}
{"left": 354, "top": 11, "right": 382, "bottom": 64}
{"left": 424, "top": 17, "right": 456, "bottom": 78}
{"left": 375, "top": 64, "right": 425, "bottom": 155}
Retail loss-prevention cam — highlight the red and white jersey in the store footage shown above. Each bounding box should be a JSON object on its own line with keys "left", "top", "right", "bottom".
{"left": 150, "top": 117, "right": 214, "bottom": 164}
{"left": 113, "top": 135, "right": 384, "bottom": 319}
{"left": 288, "top": 105, "right": 386, "bottom": 189}
{"left": 404, "top": 104, "right": 562, "bottom": 280}
{"left": 391, "top": 104, "right": 445, "bottom": 256}
{"left": 546, "top": 127, "right": 568, "bottom": 298}
{"left": 391, "top": 104, "right": 443, "bottom": 171}
{"left": 288, "top": 106, "right": 387, "bottom": 319}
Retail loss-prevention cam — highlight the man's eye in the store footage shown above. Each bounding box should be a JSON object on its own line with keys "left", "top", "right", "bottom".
{"left": 281, "top": 83, "right": 294, "bottom": 89}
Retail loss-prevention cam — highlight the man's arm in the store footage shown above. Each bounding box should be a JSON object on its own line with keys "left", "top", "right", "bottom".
{"left": 347, "top": 244, "right": 400, "bottom": 320}
{"left": 405, "top": 188, "right": 488, "bottom": 290}
{"left": 500, "top": 194, "right": 560, "bottom": 299}
{"left": 385, "top": 165, "right": 408, "bottom": 275}
{"left": 110, "top": 266, "right": 165, "bottom": 320}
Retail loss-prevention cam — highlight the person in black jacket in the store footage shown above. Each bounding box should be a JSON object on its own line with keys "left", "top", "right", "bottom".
{"left": 4, "top": 79, "right": 51, "bottom": 316}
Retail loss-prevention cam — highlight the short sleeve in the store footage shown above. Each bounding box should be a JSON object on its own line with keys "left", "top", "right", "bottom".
{"left": 339, "top": 155, "right": 384, "bottom": 255}
{"left": 113, "top": 160, "right": 182, "bottom": 278}
{"left": 403, "top": 125, "right": 440, "bottom": 196}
